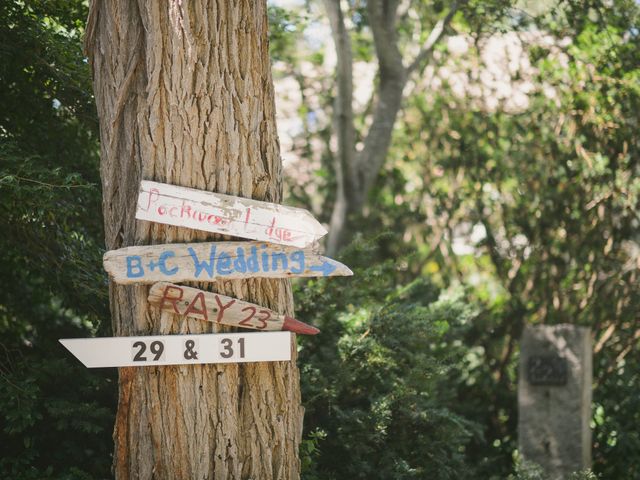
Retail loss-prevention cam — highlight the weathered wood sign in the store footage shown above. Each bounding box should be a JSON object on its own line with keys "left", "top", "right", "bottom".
{"left": 59, "top": 332, "right": 291, "bottom": 368}
{"left": 103, "top": 241, "right": 352, "bottom": 284}
{"left": 148, "top": 282, "right": 319, "bottom": 335}
{"left": 135, "top": 180, "right": 327, "bottom": 247}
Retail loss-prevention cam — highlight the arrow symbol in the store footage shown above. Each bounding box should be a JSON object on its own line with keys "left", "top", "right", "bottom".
{"left": 309, "top": 260, "right": 337, "bottom": 277}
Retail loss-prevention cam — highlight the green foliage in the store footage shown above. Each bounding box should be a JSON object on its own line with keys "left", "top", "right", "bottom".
{"left": 0, "top": 308, "right": 116, "bottom": 479}
{"left": 0, "top": 1, "right": 114, "bottom": 478}
{"left": 282, "top": 0, "right": 639, "bottom": 477}
{"left": 298, "top": 239, "right": 482, "bottom": 479}
{"left": 268, "top": 5, "right": 306, "bottom": 63}
{"left": 341, "top": 1, "right": 638, "bottom": 476}
{"left": 299, "top": 428, "right": 327, "bottom": 480}
{"left": 508, "top": 455, "right": 599, "bottom": 480}
{"left": 0, "top": 0, "right": 106, "bottom": 322}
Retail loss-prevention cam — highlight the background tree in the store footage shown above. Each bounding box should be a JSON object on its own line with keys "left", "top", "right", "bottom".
{"left": 85, "top": 1, "right": 302, "bottom": 478}
{"left": 273, "top": 0, "right": 639, "bottom": 477}
{"left": 320, "top": 0, "right": 513, "bottom": 254}
{"left": 389, "top": 3, "right": 640, "bottom": 475}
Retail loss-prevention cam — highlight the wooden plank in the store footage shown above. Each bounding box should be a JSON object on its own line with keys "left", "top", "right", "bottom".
{"left": 135, "top": 180, "right": 327, "bottom": 247}
{"left": 59, "top": 332, "right": 291, "bottom": 368}
{"left": 103, "top": 241, "right": 353, "bottom": 284}
{"left": 148, "top": 282, "right": 319, "bottom": 335}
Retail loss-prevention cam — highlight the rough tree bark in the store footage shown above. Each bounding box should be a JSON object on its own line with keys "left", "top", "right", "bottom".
{"left": 323, "top": 0, "right": 461, "bottom": 255}
{"left": 85, "top": 2, "right": 302, "bottom": 479}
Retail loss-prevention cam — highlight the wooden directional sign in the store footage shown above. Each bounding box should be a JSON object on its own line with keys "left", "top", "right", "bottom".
{"left": 103, "top": 241, "right": 352, "bottom": 284}
{"left": 136, "top": 180, "right": 327, "bottom": 247}
{"left": 148, "top": 282, "right": 319, "bottom": 335}
{"left": 60, "top": 332, "right": 291, "bottom": 368}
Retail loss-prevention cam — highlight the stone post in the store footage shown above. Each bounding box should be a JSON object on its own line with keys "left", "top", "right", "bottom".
{"left": 518, "top": 324, "right": 592, "bottom": 479}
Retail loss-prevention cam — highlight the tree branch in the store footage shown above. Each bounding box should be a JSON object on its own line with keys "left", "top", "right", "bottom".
{"left": 323, "top": 0, "right": 357, "bottom": 254}
{"left": 368, "top": 0, "right": 404, "bottom": 79}
{"left": 325, "top": 0, "right": 460, "bottom": 253}
{"left": 406, "top": 2, "right": 461, "bottom": 75}
{"left": 354, "top": 0, "right": 407, "bottom": 203}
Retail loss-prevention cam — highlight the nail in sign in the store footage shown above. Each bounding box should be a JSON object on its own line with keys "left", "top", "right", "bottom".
{"left": 103, "top": 241, "right": 353, "bottom": 284}
{"left": 59, "top": 332, "right": 291, "bottom": 368}
{"left": 136, "top": 180, "right": 327, "bottom": 248}
{"left": 148, "top": 282, "right": 319, "bottom": 335}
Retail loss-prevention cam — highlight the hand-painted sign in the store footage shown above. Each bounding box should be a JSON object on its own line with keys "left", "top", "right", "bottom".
{"left": 59, "top": 332, "right": 291, "bottom": 368}
{"left": 103, "top": 241, "right": 352, "bottom": 284}
{"left": 135, "top": 180, "right": 327, "bottom": 247}
{"left": 148, "top": 282, "right": 319, "bottom": 335}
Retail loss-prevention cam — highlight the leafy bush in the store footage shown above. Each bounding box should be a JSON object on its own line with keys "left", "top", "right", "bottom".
{"left": 0, "top": 3, "right": 116, "bottom": 478}
{"left": 298, "top": 239, "right": 482, "bottom": 479}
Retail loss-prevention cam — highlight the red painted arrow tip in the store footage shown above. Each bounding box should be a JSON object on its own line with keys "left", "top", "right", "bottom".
{"left": 282, "top": 316, "right": 320, "bottom": 335}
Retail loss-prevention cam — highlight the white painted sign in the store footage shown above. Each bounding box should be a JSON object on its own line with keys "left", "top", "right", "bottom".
{"left": 59, "top": 332, "right": 291, "bottom": 368}
{"left": 136, "top": 180, "right": 327, "bottom": 247}
{"left": 103, "top": 241, "right": 353, "bottom": 284}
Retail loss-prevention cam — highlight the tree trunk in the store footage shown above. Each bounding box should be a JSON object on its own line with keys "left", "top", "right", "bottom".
{"left": 323, "top": 0, "right": 357, "bottom": 256}
{"left": 323, "top": 0, "right": 407, "bottom": 255}
{"left": 322, "top": 0, "right": 459, "bottom": 255}
{"left": 85, "top": 2, "right": 302, "bottom": 479}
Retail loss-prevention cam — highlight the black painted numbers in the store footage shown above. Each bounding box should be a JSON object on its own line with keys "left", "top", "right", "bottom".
{"left": 132, "top": 340, "right": 165, "bottom": 362}
{"left": 220, "top": 337, "right": 245, "bottom": 359}
{"left": 61, "top": 332, "right": 290, "bottom": 367}
{"left": 129, "top": 336, "right": 248, "bottom": 363}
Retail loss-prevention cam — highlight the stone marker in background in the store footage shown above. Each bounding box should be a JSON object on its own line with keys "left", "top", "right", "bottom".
{"left": 518, "top": 324, "right": 592, "bottom": 479}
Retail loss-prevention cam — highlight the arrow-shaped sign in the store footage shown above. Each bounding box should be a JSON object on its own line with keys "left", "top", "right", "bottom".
{"left": 103, "top": 241, "right": 353, "bottom": 284}
{"left": 60, "top": 332, "right": 291, "bottom": 368}
{"left": 135, "top": 180, "right": 327, "bottom": 248}
{"left": 148, "top": 282, "right": 319, "bottom": 335}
